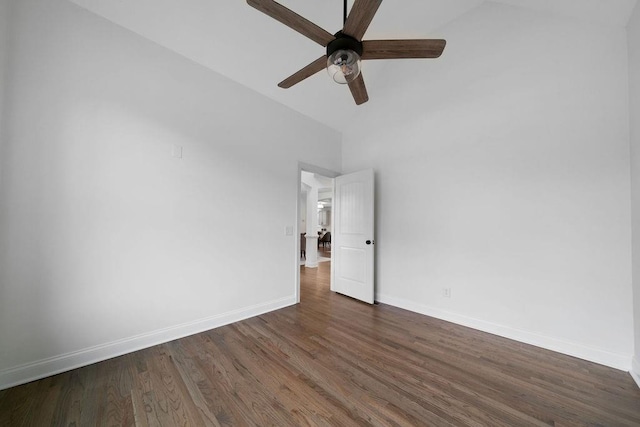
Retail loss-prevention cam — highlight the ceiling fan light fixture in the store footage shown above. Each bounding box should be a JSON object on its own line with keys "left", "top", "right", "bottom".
{"left": 326, "top": 33, "right": 363, "bottom": 85}
{"left": 327, "top": 49, "right": 361, "bottom": 84}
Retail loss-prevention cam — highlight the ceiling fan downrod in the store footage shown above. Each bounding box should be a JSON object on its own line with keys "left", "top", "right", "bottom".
{"left": 343, "top": 0, "right": 347, "bottom": 26}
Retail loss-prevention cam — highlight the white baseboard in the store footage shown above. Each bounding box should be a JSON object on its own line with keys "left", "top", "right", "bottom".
{"left": 632, "top": 356, "right": 640, "bottom": 389}
{"left": 0, "top": 296, "right": 296, "bottom": 391}
{"left": 376, "top": 293, "right": 632, "bottom": 372}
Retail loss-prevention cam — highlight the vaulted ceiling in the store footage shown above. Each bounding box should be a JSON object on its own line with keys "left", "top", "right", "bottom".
{"left": 67, "top": 0, "right": 637, "bottom": 132}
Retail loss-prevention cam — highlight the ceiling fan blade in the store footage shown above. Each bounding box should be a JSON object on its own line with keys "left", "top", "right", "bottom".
{"left": 343, "top": 0, "right": 382, "bottom": 41}
{"left": 362, "top": 39, "right": 446, "bottom": 60}
{"left": 247, "top": 0, "right": 335, "bottom": 46}
{"left": 278, "top": 56, "right": 327, "bottom": 88}
{"left": 348, "top": 73, "right": 369, "bottom": 105}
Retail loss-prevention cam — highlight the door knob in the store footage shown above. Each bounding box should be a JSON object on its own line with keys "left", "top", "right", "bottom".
{"left": 366, "top": 240, "right": 374, "bottom": 245}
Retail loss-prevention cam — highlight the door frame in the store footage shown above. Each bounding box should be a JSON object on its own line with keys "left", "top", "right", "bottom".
{"left": 295, "top": 162, "right": 340, "bottom": 303}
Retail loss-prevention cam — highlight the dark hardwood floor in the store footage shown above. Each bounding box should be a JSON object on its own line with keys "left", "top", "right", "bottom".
{"left": 1, "top": 259, "right": 639, "bottom": 426}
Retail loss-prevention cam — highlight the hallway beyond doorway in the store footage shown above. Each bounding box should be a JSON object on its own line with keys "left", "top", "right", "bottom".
{"left": 300, "top": 245, "right": 331, "bottom": 266}
{"left": 300, "top": 246, "right": 331, "bottom": 300}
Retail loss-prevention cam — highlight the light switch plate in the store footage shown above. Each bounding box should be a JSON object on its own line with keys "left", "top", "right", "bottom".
{"left": 285, "top": 226, "right": 294, "bottom": 236}
{"left": 171, "top": 145, "right": 183, "bottom": 159}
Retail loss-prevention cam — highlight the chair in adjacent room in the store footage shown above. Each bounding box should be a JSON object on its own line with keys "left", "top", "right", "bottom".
{"left": 320, "top": 231, "right": 331, "bottom": 249}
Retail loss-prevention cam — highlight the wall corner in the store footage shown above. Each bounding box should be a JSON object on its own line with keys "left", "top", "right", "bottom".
{"left": 632, "top": 356, "right": 640, "bottom": 389}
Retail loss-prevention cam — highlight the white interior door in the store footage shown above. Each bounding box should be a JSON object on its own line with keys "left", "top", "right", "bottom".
{"left": 332, "top": 169, "right": 375, "bottom": 304}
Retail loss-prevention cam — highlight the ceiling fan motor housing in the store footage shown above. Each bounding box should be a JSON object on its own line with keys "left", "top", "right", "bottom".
{"left": 327, "top": 31, "right": 363, "bottom": 57}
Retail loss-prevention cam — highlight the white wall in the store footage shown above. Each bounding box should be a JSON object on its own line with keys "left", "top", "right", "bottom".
{"left": 343, "top": 2, "right": 634, "bottom": 369}
{"left": 0, "top": 0, "right": 9, "bottom": 165}
{"left": 0, "top": 0, "right": 341, "bottom": 389}
{"left": 628, "top": 1, "right": 640, "bottom": 385}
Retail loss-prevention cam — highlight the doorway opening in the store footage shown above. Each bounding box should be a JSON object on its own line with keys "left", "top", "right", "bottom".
{"left": 296, "top": 163, "right": 339, "bottom": 303}
{"left": 296, "top": 165, "right": 375, "bottom": 305}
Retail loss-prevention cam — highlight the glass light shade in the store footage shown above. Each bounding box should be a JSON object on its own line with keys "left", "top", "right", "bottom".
{"left": 327, "top": 49, "right": 361, "bottom": 84}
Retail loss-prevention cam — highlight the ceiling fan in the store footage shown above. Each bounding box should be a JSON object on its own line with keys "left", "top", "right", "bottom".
{"left": 246, "top": 0, "right": 446, "bottom": 105}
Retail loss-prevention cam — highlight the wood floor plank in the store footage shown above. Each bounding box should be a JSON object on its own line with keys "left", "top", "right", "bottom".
{"left": 28, "top": 376, "right": 63, "bottom": 426}
{"left": 1, "top": 257, "right": 639, "bottom": 425}
{"left": 221, "top": 324, "right": 337, "bottom": 426}
{"left": 236, "top": 319, "right": 417, "bottom": 426}
{"left": 1, "top": 377, "right": 43, "bottom": 425}
{"left": 179, "top": 337, "right": 254, "bottom": 426}
{"left": 247, "top": 312, "right": 457, "bottom": 425}
{"left": 166, "top": 340, "right": 223, "bottom": 427}
{"left": 143, "top": 344, "right": 205, "bottom": 426}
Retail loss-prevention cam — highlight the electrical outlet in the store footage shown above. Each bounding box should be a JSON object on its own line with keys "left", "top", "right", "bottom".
{"left": 442, "top": 288, "right": 451, "bottom": 298}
